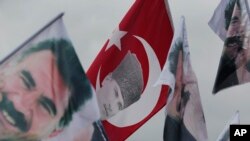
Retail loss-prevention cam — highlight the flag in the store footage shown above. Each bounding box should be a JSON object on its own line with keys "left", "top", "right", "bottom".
{"left": 216, "top": 111, "right": 240, "bottom": 141}
{"left": 86, "top": 0, "right": 173, "bottom": 140}
{"left": 212, "top": 0, "right": 250, "bottom": 94}
{"left": 208, "top": 0, "right": 231, "bottom": 41}
{"left": 155, "top": 16, "right": 208, "bottom": 141}
{"left": 0, "top": 13, "right": 100, "bottom": 141}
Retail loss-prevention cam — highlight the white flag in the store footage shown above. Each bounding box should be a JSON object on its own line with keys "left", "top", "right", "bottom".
{"left": 216, "top": 111, "right": 240, "bottom": 141}
{"left": 155, "top": 16, "right": 208, "bottom": 141}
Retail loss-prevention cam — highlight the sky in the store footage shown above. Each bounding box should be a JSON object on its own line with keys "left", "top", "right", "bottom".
{"left": 0, "top": 0, "right": 250, "bottom": 141}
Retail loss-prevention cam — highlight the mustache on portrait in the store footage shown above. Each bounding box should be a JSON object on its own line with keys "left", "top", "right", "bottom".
{"left": 0, "top": 93, "right": 30, "bottom": 132}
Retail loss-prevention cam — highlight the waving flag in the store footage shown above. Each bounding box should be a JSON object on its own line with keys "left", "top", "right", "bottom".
{"left": 0, "top": 13, "right": 100, "bottom": 141}
{"left": 155, "top": 16, "right": 208, "bottom": 141}
{"left": 216, "top": 111, "right": 240, "bottom": 141}
{"left": 86, "top": 0, "right": 173, "bottom": 140}
{"left": 212, "top": 0, "right": 250, "bottom": 94}
{"left": 208, "top": 0, "right": 231, "bottom": 41}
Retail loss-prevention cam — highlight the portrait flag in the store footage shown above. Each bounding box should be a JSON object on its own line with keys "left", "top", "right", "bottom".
{"left": 208, "top": 0, "right": 230, "bottom": 41}
{"left": 86, "top": 0, "right": 173, "bottom": 140}
{"left": 155, "top": 16, "right": 208, "bottom": 141}
{"left": 0, "top": 13, "right": 100, "bottom": 141}
{"left": 212, "top": 0, "right": 250, "bottom": 94}
{"left": 216, "top": 111, "right": 240, "bottom": 141}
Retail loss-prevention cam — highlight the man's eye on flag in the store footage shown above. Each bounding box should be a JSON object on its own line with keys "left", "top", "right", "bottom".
{"left": 216, "top": 111, "right": 240, "bottom": 141}
{"left": 0, "top": 13, "right": 100, "bottom": 141}
{"left": 86, "top": 0, "right": 174, "bottom": 140}
{"left": 155, "top": 16, "right": 208, "bottom": 141}
{"left": 212, "top": 0, "right": 250, "bottom": 94}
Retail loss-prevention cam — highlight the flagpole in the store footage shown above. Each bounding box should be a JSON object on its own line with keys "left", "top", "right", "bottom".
{"left": 0, "top": 12, "right": 64, "bottom": 64}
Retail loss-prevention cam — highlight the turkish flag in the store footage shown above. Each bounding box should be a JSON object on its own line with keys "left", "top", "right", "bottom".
{"left": 87, "top": 0, "right": 173, "bottom": 140}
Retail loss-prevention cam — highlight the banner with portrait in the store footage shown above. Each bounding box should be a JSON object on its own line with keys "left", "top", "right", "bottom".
{"left": 86, "top": 0, "right": 174, "bottom": 140}
{"left": 155, "top": 16, "right": 208, "bottom": 141}
{"left": 0, "top": 14, "right": 100, "bottom": 141}
{"left": 213, "top": 0, "right": 250, "bottom": 94}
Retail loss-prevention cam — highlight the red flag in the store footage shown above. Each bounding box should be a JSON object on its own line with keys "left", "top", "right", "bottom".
{"left": 87, "top": 0, "right": 173, "bottom": 140}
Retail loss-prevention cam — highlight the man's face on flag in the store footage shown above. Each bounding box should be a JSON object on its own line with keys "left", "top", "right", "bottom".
{"left": 228, "top": 3, "right": 242, "bottom": 37}
{"left": 174, "top": 50, "right": 186, "bottom": 118}
{"left": 96, "top": 52, "right": 143, "bottom": 120}
{"left": 0, "top": 50, "right": 69, "bottom": 139}
{"left": 167, "top": 48, "right": 191, "bottom": 119}
{"left": 97, "top": 74, "right": 124, "bottom": 120}
{"left": 167, "top": 49, "right": 186, "bottom": 119}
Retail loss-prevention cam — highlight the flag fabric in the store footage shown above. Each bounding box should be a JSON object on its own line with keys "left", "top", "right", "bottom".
{"left": 216, "top": 111, "right": 240, "bottom": 141}
{"left": 155, "top": 16, "right": 208, "bottom": 141}
{"left": 212, "top": 0, "right": 250, "bottom": 94}
{"left": 0, "top": 13, "right": 100, "bottom": 141}
{"left": 208, "top": 0, "right": 231, "bottom": 41}
{"left": 86, "top": 0, "right": 173, "bottom": 140}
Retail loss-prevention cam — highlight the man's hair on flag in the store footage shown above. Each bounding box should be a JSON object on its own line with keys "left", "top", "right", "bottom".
{"left": 19, "top": 39, "right": 93, "bottom": 128}
{"left": 112, "top": 51, "right": 144, "bottom": 109}
{"left": 225, "top": 0, "right": 241, "bottom": 30}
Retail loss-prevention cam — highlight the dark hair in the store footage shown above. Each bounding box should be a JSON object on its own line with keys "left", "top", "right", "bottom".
{"left": 224, "top": 0, "right": 241, "bottom": 30}
{"left": 21, "top": 39, "right": 92, "bottom": 127}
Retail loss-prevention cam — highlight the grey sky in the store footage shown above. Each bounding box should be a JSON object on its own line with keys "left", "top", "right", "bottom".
{"left": 0, "top": 0, "right": 249, "bottom": 141}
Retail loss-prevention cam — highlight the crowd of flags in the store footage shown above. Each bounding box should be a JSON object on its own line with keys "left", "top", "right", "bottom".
{"left": 0, "top": 0, "right": 249, "bottom": 140}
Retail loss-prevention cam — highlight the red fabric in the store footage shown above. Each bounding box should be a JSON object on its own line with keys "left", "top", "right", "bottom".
{"left": 87, "top": 0, "right": 173, "bottom": 140}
